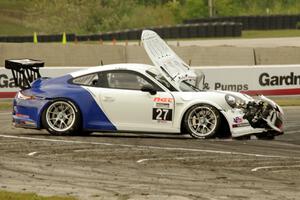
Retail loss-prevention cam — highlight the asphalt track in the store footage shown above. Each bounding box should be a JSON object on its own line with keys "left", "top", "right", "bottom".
{"left": 0, "top": 107, "right": 299, "bottom": 200}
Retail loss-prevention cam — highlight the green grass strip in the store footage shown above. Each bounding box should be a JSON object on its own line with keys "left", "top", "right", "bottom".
{"left": 269, "top": 97, "right": 300, "bottom": 106}
{"left": 0, "top": 101, "right": 12, "bottom": 111}
{"left": 0, "top": 190, "right": 77, "bottom": 200}
{"left": 242, "top": 29, "right": 300, "bottom": 38}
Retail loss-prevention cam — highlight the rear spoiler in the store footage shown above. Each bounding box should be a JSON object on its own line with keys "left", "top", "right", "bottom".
{"left": 5, "top": 59, "right": 44, "bottom": 89}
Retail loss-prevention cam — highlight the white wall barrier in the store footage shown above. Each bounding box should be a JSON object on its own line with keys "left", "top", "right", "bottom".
{"left": 1, "top": 65, "right": 300, "bottom": 98}
{"left": 197, "top": 65, "right": 300, "bottom": 96}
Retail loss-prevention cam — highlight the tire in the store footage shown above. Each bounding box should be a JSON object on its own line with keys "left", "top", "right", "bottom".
{"left": 235, "top": 135, "right": 251, "bottom": 140}
{"left": 77, "top": 131, "right": 93, "bottom": 136}
{"left": 183, "top": 104, "right": 221, "bottom": 139}
{"left": 42, "top": 100, "right": 81, "bottom": 136}
{"left": 255, "top": 132, "right": 275, "bottom": 140}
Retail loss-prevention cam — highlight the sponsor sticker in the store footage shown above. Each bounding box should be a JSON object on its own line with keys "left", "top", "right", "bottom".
{"left": 153, "top": 97, "right": 173, "bottom": 103}
{"left": 233, "top": 116, "right": 243, "bottom": 124}
{"left": 232, "top": 123, "right": 249, "bottom": 128}
{"left": 155, "top": 103, "right": 170, "bottom": 109}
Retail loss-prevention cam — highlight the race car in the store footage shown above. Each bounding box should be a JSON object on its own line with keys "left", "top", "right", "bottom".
{"left": 4, "top": 30, "right": 284, "bottom": 139}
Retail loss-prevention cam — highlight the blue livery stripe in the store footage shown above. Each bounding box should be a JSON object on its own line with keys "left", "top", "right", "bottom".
{"left": 28, "top": 75, "right": 116, "bottom": 131}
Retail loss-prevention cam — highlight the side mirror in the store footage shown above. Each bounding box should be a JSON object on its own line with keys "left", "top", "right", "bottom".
{"left": 141, "top": 84, "right": 157, "bottom": 95}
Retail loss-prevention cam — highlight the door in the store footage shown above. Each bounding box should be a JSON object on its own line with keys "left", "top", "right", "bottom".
{"left": 88, "top": 70, "right": 176, "bottom": 132}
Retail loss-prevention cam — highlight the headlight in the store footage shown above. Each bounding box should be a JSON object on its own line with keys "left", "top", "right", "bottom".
{"left": 225, "top": 94, "right": 245, "bottom": 108}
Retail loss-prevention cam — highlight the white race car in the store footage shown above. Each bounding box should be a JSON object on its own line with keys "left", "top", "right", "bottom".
{"left": 5, "top": 30, "right": 284, "bottom": 139}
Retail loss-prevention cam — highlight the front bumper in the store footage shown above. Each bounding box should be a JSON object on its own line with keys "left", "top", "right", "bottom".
{"left": 223, "top": 95, "right": 284, "bottom": 138}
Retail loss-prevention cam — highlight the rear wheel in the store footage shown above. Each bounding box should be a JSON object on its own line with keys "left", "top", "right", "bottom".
{"left": 42, "top": 100, "right": 81, "bottom": 136}
{"left": 78, "top": 131, "right": 93, "bottom": 136}
{"left": 183, "top": 104, "right": 221, "bottom": 139}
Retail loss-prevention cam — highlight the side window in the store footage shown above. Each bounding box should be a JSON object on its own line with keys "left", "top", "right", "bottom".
{"left": 72, "top": 73, "right": 104, "bottom": 87}
{"left": 106, "top": 71, "right": 158, "bottom": 90}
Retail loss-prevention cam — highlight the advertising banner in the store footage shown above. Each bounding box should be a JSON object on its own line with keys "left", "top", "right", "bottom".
{"left": 197, "top": 65, "right": 300, "bottom": 96}
{"left": 1, "top": 65, "right": 300, "bottom": 98}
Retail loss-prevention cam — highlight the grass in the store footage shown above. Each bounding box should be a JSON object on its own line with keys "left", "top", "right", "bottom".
{"left": 1, "top": 0, "right": 300, "bottom": 38}
{"left": 0, "top": 0, "right": 27, "bottom": 10}
{"left": 0, "top": 17, "right": 34, "bottom": 36}
{"left": 0, "top": 0, "right": 35, "bottom": 36}
{"left": 0, "top": 0, "right": 300, "bottom": 38}
{"left": 1, "top": 6, "right": 300, "bottom": 39}
{"left": 269, "top": 97, "right": 300, "bottom": 106}
{"left": 0, "top": 190, "right": 77, "bottom": 200}
{"left": 242, "top": 29, "right": 300, "bottom": 38}
{"left": 0, "top": 100, "right": 12, "bottom": 111}
{"left": 81, "top": 29, "right": 300, "bottom": 45}
{"left": 171, "top": 29, "right": 300, "bottom": 41}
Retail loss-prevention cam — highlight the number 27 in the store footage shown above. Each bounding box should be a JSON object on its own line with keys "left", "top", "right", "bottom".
{"left": 156, "top": 109, "right": 169, "bottom": 120}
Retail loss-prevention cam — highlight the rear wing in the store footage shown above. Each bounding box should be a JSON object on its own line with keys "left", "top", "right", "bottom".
{"left": 5, "top": 59, "right": 44, "bottom": 89}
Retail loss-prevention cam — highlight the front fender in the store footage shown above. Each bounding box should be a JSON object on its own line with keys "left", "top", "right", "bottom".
{"left": 174, "top": 99, "right": 229, "bottom": 130}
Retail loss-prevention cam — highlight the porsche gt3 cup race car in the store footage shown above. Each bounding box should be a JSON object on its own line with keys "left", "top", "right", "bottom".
{"left": 4, "top": 30, "right": 284, "bottom": 139}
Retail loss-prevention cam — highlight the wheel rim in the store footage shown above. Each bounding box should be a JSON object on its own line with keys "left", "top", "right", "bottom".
{"left": 46, "top": 101, "right": 76, "bottom": 132}
{"left": 187, "top": 106, "right": 217, "bottom": 137}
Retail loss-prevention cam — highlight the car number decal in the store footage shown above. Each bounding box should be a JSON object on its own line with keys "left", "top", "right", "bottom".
{"left": 152, "top": 108, "right": 172, "bottom": 121}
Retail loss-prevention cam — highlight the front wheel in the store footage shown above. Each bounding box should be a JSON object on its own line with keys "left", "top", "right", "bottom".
{"left": 255, "top": 132, "right": 276, "bottom": 140}
{"left": 183, "top": 104, "right": 221, "bottom": 139}
{"left": 42, "top": 100, "right": 81, "bottom": 136}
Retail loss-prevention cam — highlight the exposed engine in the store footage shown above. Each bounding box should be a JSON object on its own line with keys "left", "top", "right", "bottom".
{"left": 243, "top": 99, "right": 283, "bottom": 132}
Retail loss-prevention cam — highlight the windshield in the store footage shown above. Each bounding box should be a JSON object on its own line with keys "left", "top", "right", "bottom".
{"left": 180, "top": 80, "right": 201, "bottom": 92}
{"left": 146, "top": 69, "right": 177, "bottom": 91}
{"left": 146, "top": 67, "right": 205, "bottom": 92}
